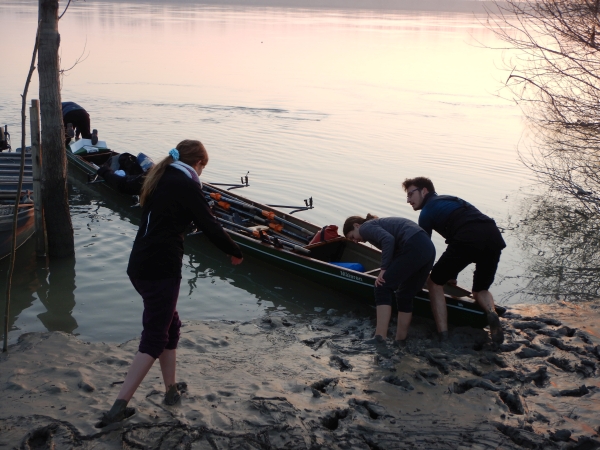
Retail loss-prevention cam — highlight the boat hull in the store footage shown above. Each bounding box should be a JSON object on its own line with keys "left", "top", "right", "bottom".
{"left": 0, "top": 205, "right": 35, "bottom": 261}
{"left": 66, "top": 150, "right": 502, "bottom": 329}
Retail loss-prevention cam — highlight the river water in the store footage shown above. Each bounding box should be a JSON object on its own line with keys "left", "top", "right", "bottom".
{"left": 1, "top": 0, "right": 539, "bottom": 344}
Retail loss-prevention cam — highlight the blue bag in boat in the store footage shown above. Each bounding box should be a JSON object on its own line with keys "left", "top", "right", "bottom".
{"left": 137, "top": 152, "right": 155, "bottom": 172}
{"left": 330, "top": 262, "right": 365, "bottom": 272}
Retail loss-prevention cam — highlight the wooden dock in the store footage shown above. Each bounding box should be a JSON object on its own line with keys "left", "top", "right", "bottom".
{"left": 0, "top": 152, "right": 33, "bottom": 199}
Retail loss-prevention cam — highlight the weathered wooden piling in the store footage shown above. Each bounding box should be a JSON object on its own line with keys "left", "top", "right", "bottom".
{"left": 29, "top": 99, "right": 47, "bottom": 257}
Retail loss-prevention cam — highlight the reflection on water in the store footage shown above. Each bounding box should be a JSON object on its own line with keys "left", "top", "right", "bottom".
{"left": 0, "top": 246, "right": 77, "bottom": 338}
{"left": 1, "top": 0, "right": 536, "bottom": 343}
{"left": 1, "top": 177, "right": 371, "bottom": 345}
{"left": 36, "top": 257, "right": 78, "bottom": 333}
{"left": 507, "top": 194, "right": 600, "bottom": 302}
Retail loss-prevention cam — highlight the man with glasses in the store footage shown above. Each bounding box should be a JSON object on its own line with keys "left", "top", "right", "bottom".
{"left": 402, "top": 177, "right": 506, "bottom": 344}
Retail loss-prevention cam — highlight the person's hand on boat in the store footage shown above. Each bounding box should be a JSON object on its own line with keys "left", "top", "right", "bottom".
{"left": 230, "top": 256, "right": 243, "bottom": 265}
{"left": 375, "top": 269, "right": 386, "bottom": 287}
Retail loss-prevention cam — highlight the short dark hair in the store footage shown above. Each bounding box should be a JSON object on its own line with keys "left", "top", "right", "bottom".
{"left": 402, "top": 177, "right": 435, "bottom": 193}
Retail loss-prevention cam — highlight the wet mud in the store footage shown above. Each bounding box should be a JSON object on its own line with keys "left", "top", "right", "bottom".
{"left": 1, "top": 301, "right": 599, "bottom": 449}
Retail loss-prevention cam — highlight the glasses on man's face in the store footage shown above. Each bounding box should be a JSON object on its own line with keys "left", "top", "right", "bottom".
{"left": 406, "top": 188, "right": 421, "bottom": 199}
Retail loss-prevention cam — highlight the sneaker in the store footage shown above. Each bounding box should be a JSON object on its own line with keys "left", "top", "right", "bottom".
{"left": 164, "top": 382, "right": 188, "bottom": 405}
{"left": 393, "top": 339, "right": 406, "bottom": 348}
{"left": 486, "top": 311, "right": 504, "bottom": 344}
{"left": 94, "top": 400, "right": 135, "bottom": 428}
{"left": 364, "top": 335, "right": 385, "bottom": 345}
{"left": 66, "top": 123, "right": 75, "bottom": 138}
{"left": 91, "top": 129, "right": 98, "bottom": 145}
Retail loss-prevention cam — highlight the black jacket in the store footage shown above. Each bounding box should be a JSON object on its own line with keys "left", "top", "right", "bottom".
{"left": 127, "top": 166, "right": 242, "bottom": 280}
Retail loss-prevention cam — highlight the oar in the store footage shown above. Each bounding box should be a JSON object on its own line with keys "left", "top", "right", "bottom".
{"left": 211, "top": 207, "right": 304, "bottom": 248}
{"left": 206, "top": 190, "right": 314, "bottom": 237}
{"left": 216, "top": 216, "right": 310, "bottom": 255}
{"left": 205, "top": 193, "right": 312, "bottom": 243}
{"left": 211, "top": 209, "right": 306, "bottom": 249}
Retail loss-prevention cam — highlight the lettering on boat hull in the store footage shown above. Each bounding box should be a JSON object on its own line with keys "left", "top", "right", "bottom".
{"left": 339, "top": 270, "right": 364, "bottom": 283}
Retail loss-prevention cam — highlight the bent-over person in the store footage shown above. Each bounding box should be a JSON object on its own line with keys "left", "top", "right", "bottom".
{"left": 343, "top": 214, "right": 435, "bottom": 344}
{"left": 402, "top": 176, "right": 505, "bottom": 344}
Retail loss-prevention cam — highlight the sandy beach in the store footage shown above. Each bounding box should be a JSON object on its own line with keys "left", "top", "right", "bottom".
{"left": 1, "top": 301, "right": 600, "bottom": 449}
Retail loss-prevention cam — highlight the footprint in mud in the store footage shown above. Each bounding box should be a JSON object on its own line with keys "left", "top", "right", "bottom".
{"left": 21, "top": 423, "right": 78, "bottom": 450}
{"left": 320, "top": 408, "right": 349, "bottom": 430}
{"left": 555, "top": 385, "right": 592, "bottom": 397}
{"left": 499, "top": 389, "right": 526, "bottom": 415}
{"left": 310, "top": 378, "right": 338, "bottom": 397}
{"left": 452, "top": 378, "right": 505, "bottom": 394}
{"left": 382, "top": 375, "right": 413, "bottom": 391}
{"left": 414, "top": 368, "right": 439, "bottom": 386}
{"left": 516, "top": 346, "right": 550, "bottom": 359}
{"left": 329, "top": 356, "right": 352, "bottom": 372}
{"left": 349, "top": 399, "right": 388, "bottom": 420}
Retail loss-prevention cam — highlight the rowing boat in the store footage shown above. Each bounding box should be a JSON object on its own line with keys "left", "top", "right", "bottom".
{"left": 0, "top": 152, "right": 35, "bottom": 260}
{"left": 66, "top": 147, "right": 505, "bottom": 328}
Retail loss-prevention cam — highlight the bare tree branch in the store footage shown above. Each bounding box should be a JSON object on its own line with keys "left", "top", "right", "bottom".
{"left": 3, "top": 20, "right": 41, "bottom": 353}
{"left": 58, "top": 0, "right": 72, "bottom": 20}
{"left": 488, "top": 0, "right": 600, "bottom": 216}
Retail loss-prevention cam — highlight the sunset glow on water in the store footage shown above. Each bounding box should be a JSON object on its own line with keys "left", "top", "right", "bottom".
{"left": 1, "top": 0, "right": 533, "bottom": 342}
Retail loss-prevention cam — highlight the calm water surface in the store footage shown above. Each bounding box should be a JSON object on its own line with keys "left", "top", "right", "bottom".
{"left": 1, "top": 0, "right": 534, "bottom": 344}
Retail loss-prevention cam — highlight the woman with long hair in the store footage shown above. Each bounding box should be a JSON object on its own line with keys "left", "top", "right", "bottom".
{"left": 96, "top": 140, "right": 243, "bottom": 427}
{"left": 343, "top": 214, "right": 434, "bottom": 344}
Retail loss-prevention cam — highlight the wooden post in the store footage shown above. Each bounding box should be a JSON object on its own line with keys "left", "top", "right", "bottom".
{"left": 39, "top": 0, "right": 74, "bottom": 257}
{"left": 30, "top": 99, "right": 47, "bottom": 257}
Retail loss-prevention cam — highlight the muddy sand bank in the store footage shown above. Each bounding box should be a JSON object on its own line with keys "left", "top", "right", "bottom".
{"left": 1, "top": 301, "right": 600, "bottom": 449}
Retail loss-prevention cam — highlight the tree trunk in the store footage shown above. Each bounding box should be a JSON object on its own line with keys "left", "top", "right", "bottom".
{"left": 38, "top": 0, "right": 74, "bottom": 257}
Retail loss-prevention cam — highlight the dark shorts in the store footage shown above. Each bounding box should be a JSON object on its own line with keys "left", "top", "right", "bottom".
{"left": 374, "top": 231, "right": 436, "bottom": 312}
{"left": 63, "top": 108, "right": 91, "bottom": 140}
{"left": 130, "top": 277, "right": 182, "bottom": 359}
{"left": 430, "top": 243, "right": 502, "bottom": 292}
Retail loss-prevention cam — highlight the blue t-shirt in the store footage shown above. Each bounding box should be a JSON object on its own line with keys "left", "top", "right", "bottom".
{"left": 418, "top": 193, "right": 470, "bottom": 237}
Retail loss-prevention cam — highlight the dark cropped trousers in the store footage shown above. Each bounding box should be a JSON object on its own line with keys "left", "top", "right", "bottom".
{"left": 63, "top": 108, "right": 92, "bottom": 141}
{"left": 374, "top": 231, "right": 436, "bottom": 313}
{"left": 130, "top": 277, "right": 182, "bottom": 359}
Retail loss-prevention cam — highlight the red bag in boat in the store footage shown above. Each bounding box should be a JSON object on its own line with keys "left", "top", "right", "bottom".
{"left": 309, "top": 225, "right": 340, "bottom": 244}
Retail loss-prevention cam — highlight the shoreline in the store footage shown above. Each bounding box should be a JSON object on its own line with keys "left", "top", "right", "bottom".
{"left": 1, "top": 301, "right": 600, "bottom": 449}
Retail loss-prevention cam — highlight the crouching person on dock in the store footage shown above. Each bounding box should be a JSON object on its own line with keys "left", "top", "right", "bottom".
{"left": 62, "top": 102, "right": 98, "bottom": 144}
{"left": 96, "top": 140, "right": 243, "bottom": 428}
{"left": 343, "top": 214, "right": 435, "bottom": 345}
{"left": 402, "top": 176, "right": 506, "bottom": 344}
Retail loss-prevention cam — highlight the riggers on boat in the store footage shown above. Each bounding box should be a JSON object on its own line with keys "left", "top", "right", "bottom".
{"left": 66, "top": 148, "right": 506, "bottom": 329}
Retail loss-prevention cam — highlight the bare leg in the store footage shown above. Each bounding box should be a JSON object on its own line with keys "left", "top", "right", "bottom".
{"left": 159, "top": 348, "right": 177, "bottom": 392}
{"left": 116, "top": 351, "right": 156, "bottom": 401}
{"left": 159, "top": 349, "right": 182, "bottom": 405}
{"left": 427, "top": 276, "right": 448, "bottom": 333}
{"left": 473, "top": 290, "right": 495, "bottom": 311}
{"left": 374, "top": 305, "right": 392, "bottom": 338}
{"left": 96, "top": 351, "right": 155, "bottom": 428}
{"left": 395, "top": 312, "right": 412, "bottom": 341}
{"left": 474, "top": 290, "right": 504, "bottom": 344}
